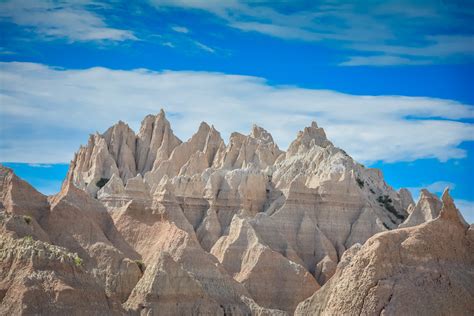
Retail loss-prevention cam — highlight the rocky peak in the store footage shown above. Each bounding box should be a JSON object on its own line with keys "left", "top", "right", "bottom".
{"left": 102, "top": 120, "right": 137, "bottom": 180}
{"left": 287, "top": 121, "right": 332, "bottom": 155}
{"left": 136, "top": 110, "right": 182, "bottom": 174}
{"left": 439, "top": 188, "right": 469, "bottom": 227}
{"left": 250, "top": 124, "right": 275, "bottom": 144}
{"left": 398, "top": 188, "right": 415, "bottom": 211}
{"left": 399, "top": 188, "right": 443, "bottom": 228}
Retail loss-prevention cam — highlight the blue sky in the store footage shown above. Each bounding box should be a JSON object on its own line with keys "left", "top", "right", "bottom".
{"left": 0, "top": 0, "right": 473, "bottom": 222}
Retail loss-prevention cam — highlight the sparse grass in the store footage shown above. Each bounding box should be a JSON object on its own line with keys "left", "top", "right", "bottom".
{"left": 73, "top": 255, "right": 83, "bottom": 267}
{"left": 24, "top": 235, "right": 33, "bottom": 242}
{"left": 23, "top": 215, "right": 32, "bottom": 225}
{"left": 95, "top": 178, "right": 110, "bottom": 189}
{"left": 134, "top": 260, "right": 145, "bottom": 273}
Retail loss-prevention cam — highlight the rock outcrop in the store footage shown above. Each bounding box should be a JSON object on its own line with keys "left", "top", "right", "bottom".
{"left": 2, "top": 110, "right": 469, "bottom": 315}
{"left": 295, "top": 189, "right": 473, "bottom": 316}
{"left": 399, "top": 189, "right": 442, "bottom": 228}
{"left": 63, "top": 111, "right": 444, "bottom": 313}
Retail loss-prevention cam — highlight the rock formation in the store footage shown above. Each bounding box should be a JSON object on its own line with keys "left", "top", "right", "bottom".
{"left": 1, "top": 110, "right": 470, "bottom": 315}
{"left": 399, "top": 189, "right": 442, "bottom": 228}
{"left": 295, "top": 189, "right": 473, "bottom": 316}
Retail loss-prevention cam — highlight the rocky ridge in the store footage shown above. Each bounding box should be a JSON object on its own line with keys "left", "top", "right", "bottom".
{"left": 0, "top": 109, "right": 469, "bottom": 315}
{"left": 295, "top": 189, "right": 474, "bottom": 315}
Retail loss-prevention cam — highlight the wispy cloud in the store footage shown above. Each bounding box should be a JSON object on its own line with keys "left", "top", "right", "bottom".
{"left": 340, "top": 55, "right": 425, "bottom": 66}
{"left": 171, "top": 25, "right": 189, "bottom": 34}
{"left": 0, "top": 0, "right": 136, "bottom": 42}
{"left": 193, "top": 41, "right": 215, "bottom": 53}
{"left": 27, "top": 163, "right": 53, "bottom": 168}
{"left": 1, "top": 62, "right": 473, "bottom": 164}
{"left": 150, "top": 0, "right": 474, "bottom": 65}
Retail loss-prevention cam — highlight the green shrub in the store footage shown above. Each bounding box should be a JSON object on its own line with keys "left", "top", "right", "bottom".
{"left": 95, "top": 178, "right": 110, "bottom": 188}
{"left": 377, "top": 195, "right": 405, "bottom": 220}
{"left": 73, "top": 255, "right": 83, "bottom": 267}
{"left": 23, "top": 215, "right": 32, "bottom": 225}
{"left": 356, "top": 178, "right": 364, "bottom": 188}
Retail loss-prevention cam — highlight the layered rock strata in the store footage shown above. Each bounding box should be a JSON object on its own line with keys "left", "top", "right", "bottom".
{"left": 2, "top": 110, "right": 467, "bottom": 315}
{"left": 295, "top": 189, "right": 473, "bottom": 315}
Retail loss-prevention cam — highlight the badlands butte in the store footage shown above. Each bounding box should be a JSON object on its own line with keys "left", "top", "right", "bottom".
{"left": 1, "top": 110, "right": 473, "bottom": 316}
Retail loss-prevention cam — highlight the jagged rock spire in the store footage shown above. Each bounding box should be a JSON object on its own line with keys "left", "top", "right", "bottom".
{"left": 136, "top": 110, "right": 182, "bottom": 174}
{"left": 287, "top": 120, "right": 332, "bottom": 155}
{"left": 439, "top": 188, "right": 469, "bottom": 227}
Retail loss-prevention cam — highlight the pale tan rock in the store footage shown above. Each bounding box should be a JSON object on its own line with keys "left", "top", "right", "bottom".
{"left": 0, "top": 165, "right": 51, "bottom": 242}
{"left": 314, "top": 255, "right": 337, "bottom": 285}
{"left": 196, "top": 207, "right": 222, "bottom": 251}
{"left": 213, "top": 125, "right": 283, "bottom": 170}
{"left": 0, "top": 234, "right": 125, "bottom": 315}
{"left": 295, "top": 189, "right": 473, "bottom": 316}
{"left": 398, "top": 188, "right": 415, "bottom": 211}
{"left": 102, "top": 120, "right": 137, "bottom": 181}
{"left": 69, "top": 110, "right": 182, "bottom": 196}
{"left": 124, "top": 252, "right": 223, "bottom": 315}
{"left": 136, "top": 109, "right": 182, "bottom": 174}
{"left": 143, "top": 121, "right": 223, "bottom": 196}
{"left": 42, "top": 180, "right": 142, "bottom": 302}
{"left": 399, "top": 189, "right": 442, "bottom": 228}
{"left": 1, "top": 165, "right": 142, "bottom": 305}
{"left": 111, "top": 184, "right": 283, "bottom": 314}
{"left": 211, "top": 215, "right": 319, "bottom": 313}
{"left": 8, "top": 111, "right": 468, "bottom": 315}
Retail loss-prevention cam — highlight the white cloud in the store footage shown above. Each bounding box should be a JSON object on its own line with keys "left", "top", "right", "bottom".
{"left": 1, "top": 62, "right": 473, "bottom": 164}
{"left": 27, "top": 163, "right": 53, "bottom": 168}
{"left": 171, "top": 26, "right": 189, "bottom": 34}
{"left": 150, "top": 0, "right": 474, "bottom": 64}
{"left": 193, "top": 41, "right": 215, "bottom": 53}
{"left": 340, "top": 55, "right": 425, "bottom": 66}
{"left": 162, "top": 41, "right": 175, "bottom": 48}
{"left": 0, "top": 0, "right": 136, "bottom": 42}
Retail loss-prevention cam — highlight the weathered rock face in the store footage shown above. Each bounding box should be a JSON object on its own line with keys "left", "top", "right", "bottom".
{"left": 64, "top": 111, "right": 439, "bottom": 313}
{"left": 2, "top": 110, "right": 469, "bottom": 315}
{"left": 399, "top": 189, "right": 442, "bottom": 228}
{"left": 210, "top": 214, "right": 319, "bottom": 313}
{"left": 0, "top": 166, "right": 141, "bottom": 313}
{"left": 295, "top": 189, "right": 473, "bottom": 316}
{"left": 0, "top": 233, "right": 124, "bottom": 316}
{"left": 69, "top": 110, "right": 182, "bottom": 196}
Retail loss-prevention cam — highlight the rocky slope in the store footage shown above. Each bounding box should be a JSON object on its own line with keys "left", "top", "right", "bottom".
{"left": 1, "top": 110, "right": 470, "bottom": 315}
{"left": 295, "top": 189, "right": 474, "bottom": 316}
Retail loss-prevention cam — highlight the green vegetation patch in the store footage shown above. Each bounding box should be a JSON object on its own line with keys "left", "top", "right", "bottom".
{"left": 356, "top": 177, "right": 365, "bottom": 188}
{"left": 23, "top": 215, "right": 32, "bottom": 225}
{"left": 73, "top": 255, "right": 83, "bottom": 267}
{"left": 377, "top": 195, "right": 405, "bottom": 220}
